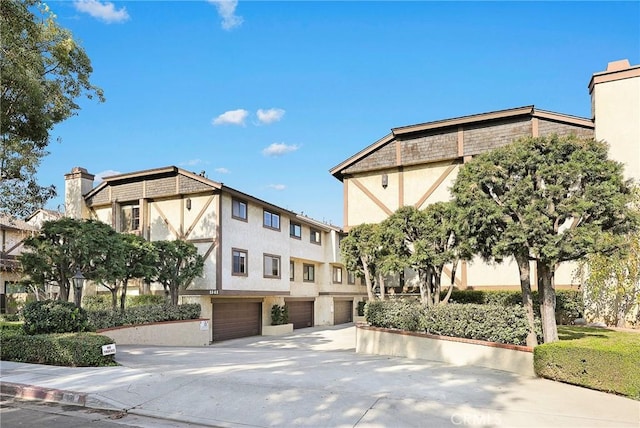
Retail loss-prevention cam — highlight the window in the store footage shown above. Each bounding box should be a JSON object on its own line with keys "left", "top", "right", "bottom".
{"left": 310, "top": 228, "right": 321, "bottom": 244}
{"left": 303, "top": 264, "right": 315, "bottom": 282}
{"left": 290, "top": 260, "right": 295, "bottom": 281}
{"left": 347, "top": 271, "right": 356, "bottom": 285}
{"left": 333, "top": 267, "right": 343, "bottom": 283}
{"left": 263, "top": 254, "right": 281, "bottom": 278}
{"left": 263, "top": 210, "right": 280, "bottom": 230}
{"left": 232, "top": 249, "right": 248, "bottom": 276}
{"left": 290, "top": 222, "right": 302, "bottom": 239}
{"left": 121, "top": 204, "right": 140, "bottom": 232}
{"left": 232, "top": 199, "right": 247, "bottom": 221}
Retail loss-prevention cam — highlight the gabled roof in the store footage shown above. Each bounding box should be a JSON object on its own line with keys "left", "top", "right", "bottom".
{"left": 83, "top": 166, "right": 342, "bottom": 232}
{"left": 329, "top": 106, "right": 593, "bottom": 181}
{"left": 0, "top": 214, "right": 38, "bottom": 231}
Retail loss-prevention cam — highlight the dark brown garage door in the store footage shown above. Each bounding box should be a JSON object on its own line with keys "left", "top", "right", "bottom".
{"left": 212, "top": 301, "right": 261, "bottom": 342}
{"left": 286, "top": 300, "right": 314, "bottom": 329}
{"left": 334, "top": 300, "right": 353, "bottom": 325}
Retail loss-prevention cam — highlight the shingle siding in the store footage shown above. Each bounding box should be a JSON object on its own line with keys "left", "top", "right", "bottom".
{"left": 400, "top": 130, "right": 458, "bottom": 164}
{"left": 463, "top": 118, "right": 532, "bottom": 156}
{"left": 179, "top": 176, "right": 212, "bottom": 194}
{"left": 538, "top": 119, "right": 594, "bottom": 138}
{"left": 343, "top": 142, "right": 396, "bottom": 174}
{"left": 145, "top": 177, "right": 177, "bottom": 198}
{"left": 111, "top": 182, "right": 143, "bottom": 202}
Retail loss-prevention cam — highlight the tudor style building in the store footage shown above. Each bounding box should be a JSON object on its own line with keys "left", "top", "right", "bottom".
{"left": 65, "top": 166, "right": 365, "bottom": 342}
{"left": 330, "top": 59, "right": 640, "bottom": 290}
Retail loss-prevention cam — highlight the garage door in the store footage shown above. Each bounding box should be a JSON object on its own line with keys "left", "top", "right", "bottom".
{"left": 334, "top": 300, "right": 353, "bottom": 325}
{"left": 286, "top": 300, "right": 314, "bottom": 329}
{"left": 212, "top": 301, "right": 261, "bottom": 342}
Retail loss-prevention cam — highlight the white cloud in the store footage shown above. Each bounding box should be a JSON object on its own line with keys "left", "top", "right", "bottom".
{"left": 267, "top": 184, "right": 286, "bottom": 191}
{"left": 262, "top": 143, "right": 300, "bottom": 157}
{"left": 207, "top": 0, "right": 243, "bottom": 30}
{"left": 257, "top": 108, "right": 285, "bottom": 124}
{"left": 94, "top": 169, "right": 121, "bottom": 183}
{"left": 73, "top": 0, "right": 129, "bottom": 24}
{"left": 180, "top": 159, "right": 206, "bottom": 167}
{"left": 212, "top": 109, "right": 249, "bottom": 126}
{"left": 215, "top": 167, "right": 230, "bottom": 174}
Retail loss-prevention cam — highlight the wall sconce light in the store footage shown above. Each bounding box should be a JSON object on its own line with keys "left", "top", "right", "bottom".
{"left": 186, "top": 198, "right": 192, "bottom": 210}
{"left": 381, "top": 174, "right": 388, "bottom": 189}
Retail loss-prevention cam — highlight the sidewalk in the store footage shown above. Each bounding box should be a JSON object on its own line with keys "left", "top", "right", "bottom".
{"left": 1, "top": 325, "right": 639, "bottom": 427}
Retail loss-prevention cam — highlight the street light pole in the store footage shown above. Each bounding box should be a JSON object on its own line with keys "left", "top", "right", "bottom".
{"left": 72, "top": 270, "right": 85, "bottom": 308}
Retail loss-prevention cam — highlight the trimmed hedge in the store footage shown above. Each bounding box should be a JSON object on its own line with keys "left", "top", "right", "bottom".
{"left": 83, "top": 294, "right": 166, "bottom": 311}
{"left": 534, "top": 326, "right": 640, "bottom": 400}
{"left": 87, "top": 303, "right": 201, "bottom": 330}
{"left": 365, "top": 299, "right": 543, "bottom": 345}
{"left": 0, "top": 330, "right": 117, "bottom": 367}
{"left": 22, "top": 300, "right": 91, "bottom": 335}
{"left": 445, "top": 289, "right": 584, "bottom": 325}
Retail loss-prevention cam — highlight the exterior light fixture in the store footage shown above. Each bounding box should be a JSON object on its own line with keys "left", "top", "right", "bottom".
{"left": 381, "top": 174, "right": 388, "bottom": 189}
{"left": 72, "top": 269, "right": 85, "bottom": 308}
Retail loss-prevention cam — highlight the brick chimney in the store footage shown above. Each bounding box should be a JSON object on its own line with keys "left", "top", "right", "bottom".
{"left": 64, "top": 167, "right": 94, "bottom": 219}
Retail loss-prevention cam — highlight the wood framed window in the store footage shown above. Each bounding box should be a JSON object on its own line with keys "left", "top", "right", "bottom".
{"left": 120, "top": 204, "right": 140, "bottom": 232}
{"left": 232, "top": 249, "right": 248, "bottom": 276}
{"left": 303, "top": 263, "right": 315, "bottom": 282}
{"left": 263, "top": 254, "right": 281, "bottom": 278}
{"left": 347, "top": 271, "right": 356, "bottom": 285}
{"left": 263, "top": 210, "right": 280, "bottom": 230}
{"left": 333, "top": 267, "right": 343, "bottom": 284}
{"left": 232, "top": 199, "right": 248, "bottom": 221}
{"left": 290, "top": 222, "right": 302, "bottom": 239}
{"left": 310, "top": 228, "right": 321, "bottom": 245}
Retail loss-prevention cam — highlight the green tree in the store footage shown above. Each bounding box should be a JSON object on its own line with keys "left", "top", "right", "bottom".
{"left": 152, "top": 240, "right": 204, "bottom": 305}
{"left": 1, "top": 0, "right": 104, "bottom": 217}
{"left": 19, "top": 218, "right": 118, "bottom": 303}
{"left": 382, "top": 203, "right": 465, "bottom": 306}
{"left": 118, "top": 234, "right": 158, "bottom": 311}
{"left": 340, "top": 223, "right": 383, "bottom": 301}
{"left": 576, "top": 188, "right": 640, "bottom": 327}
{"left": 452, "top": 135, "right": 635, "bottom": 343}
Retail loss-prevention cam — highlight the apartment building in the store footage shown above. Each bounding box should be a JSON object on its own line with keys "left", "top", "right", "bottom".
{"left": 65, "top": 166, "right": 365, "bottom": 342}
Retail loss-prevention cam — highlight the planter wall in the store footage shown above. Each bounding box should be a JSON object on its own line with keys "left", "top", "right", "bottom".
{"left": 97, "top": 318, "right": 210, "bottom": 346}
{"left": 262, "top": 323, "right": 294, "bottom": 336}
{"left": 356, "top": 325, "right": 535, "bottom": 377}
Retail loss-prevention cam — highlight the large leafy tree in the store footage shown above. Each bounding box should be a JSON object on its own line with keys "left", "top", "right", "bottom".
{"left": 340, "top": 223, "right": 383, "bottom": 301}
{"left": 452, "top": 134, "right": 635, "bottom": 343}
{"left": 1, "top": 0, "right": 104, "bottom": 217}
{"left": 19, "top": 218, "right": 118, "bottom": 303}
{"left": 152, "top": 240, "right": 205, "bottom": 305}
{"left": 382, "top": 203, "right": 465, "bottom": 306}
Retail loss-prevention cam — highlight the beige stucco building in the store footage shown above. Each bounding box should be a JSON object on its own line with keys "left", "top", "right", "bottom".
{"left": 331, "top": 59, "right": 640, "bottom": 290}
{"left": 65, "top": 166, "right": 364, "bottom": 342}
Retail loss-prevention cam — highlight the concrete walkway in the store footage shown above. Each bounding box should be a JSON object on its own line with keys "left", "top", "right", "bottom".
{"left": 1, "top": 325, "right": 638, "bottom": 427}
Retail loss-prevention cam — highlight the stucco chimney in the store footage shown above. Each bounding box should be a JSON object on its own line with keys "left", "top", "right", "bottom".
{"left": 64, "top": 167, "right": 95, "bottom": 219}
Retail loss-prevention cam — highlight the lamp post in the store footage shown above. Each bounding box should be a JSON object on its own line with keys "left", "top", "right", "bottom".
{"left": 72, "top": 270, "right": 85, "bottom": 308}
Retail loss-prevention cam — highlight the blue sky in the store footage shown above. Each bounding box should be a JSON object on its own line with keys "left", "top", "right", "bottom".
{"left": 40, "top": 1, "right": 640, "bottom": 227}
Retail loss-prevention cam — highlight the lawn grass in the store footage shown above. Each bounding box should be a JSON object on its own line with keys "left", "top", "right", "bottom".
{"left": 534, "top": 326, "right": 640, "bottom": 400}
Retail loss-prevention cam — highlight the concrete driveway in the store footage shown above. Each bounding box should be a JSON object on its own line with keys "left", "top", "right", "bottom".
{"left": 1, "top": 325, "right": 638, "bottom": 427}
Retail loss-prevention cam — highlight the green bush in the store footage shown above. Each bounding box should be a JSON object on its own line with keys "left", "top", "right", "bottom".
{"left": 0, "top": 313, "right": 20, "bottom": 322}
{"left": 0, "top": 330, "right": 117, "bottom": 367}
{"left": 128, "top": 294, "right": 165, "bottom": 307}
{"left": 87, "top": 303, "right": 201, "bottom": 330}
{"left": 22, "top": 300, "right": 91, "bottom": 335}
{"left": 535, "top": 326, "right": 640, "bottom": 399}
{"left": 422, "top": 303, "right": 543, "bottom": 346}
{"left": 82, "top": 294, "right": 113, "bottom": 311}
{"left": 445, "top": 289, "right": 584, "bottom": 325}
{"left": 0, "top": 321, "right": 23, "bottom": 332}
{"left": 271, "top": 304, "right": 289, "bottom": 325}
{"left": 356, "top": 301, "right": 366, "bottom": 317}
{"left": 83, "top": 293, "right": 166, "bottom": 311}
{"left": 365, "top": 299, "right": 425, "bottom": 332}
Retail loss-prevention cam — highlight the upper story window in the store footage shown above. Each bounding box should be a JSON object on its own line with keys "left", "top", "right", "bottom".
{"left": 289, "top": 260, "right": 295, "bottom": 281}
{"left": 263, "top": 210, "right": 280, "bottom": 230}
{"left": 310, "top": 228, "right": 321, "bottom": 245}
{"left": 333, "top": 267, "right": 343, "bottom": 284}
{"left": 290, "top": 222, "right": 302, "bottom": 239}
{"left": 232, "top": 199, "right": 248, "bottom": 221}
{"left": 347, "top": 271, "right": 356, "bottom": 285}
{"left": 263, "top": 254, "right": 281, "bottom": 278}
{"left": 121, "top": 204, "right": 140, "bottom": 232}
{"left": 303, "top": 263, "right": 315, "bottom": 282}
{"left": 232, "top": 249, "right": 248, "bottom": 276}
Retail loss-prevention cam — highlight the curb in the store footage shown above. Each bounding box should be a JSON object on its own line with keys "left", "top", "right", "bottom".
{"left": 1, "top": 382, "right": 87, "bottom": 406}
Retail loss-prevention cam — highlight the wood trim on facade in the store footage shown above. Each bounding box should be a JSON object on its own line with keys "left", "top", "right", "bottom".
{"left": 351, "top": 178, "right": 394, "bottom": 216}
{"left": 413, "top": 164, "right": 457, "bottom": 209}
